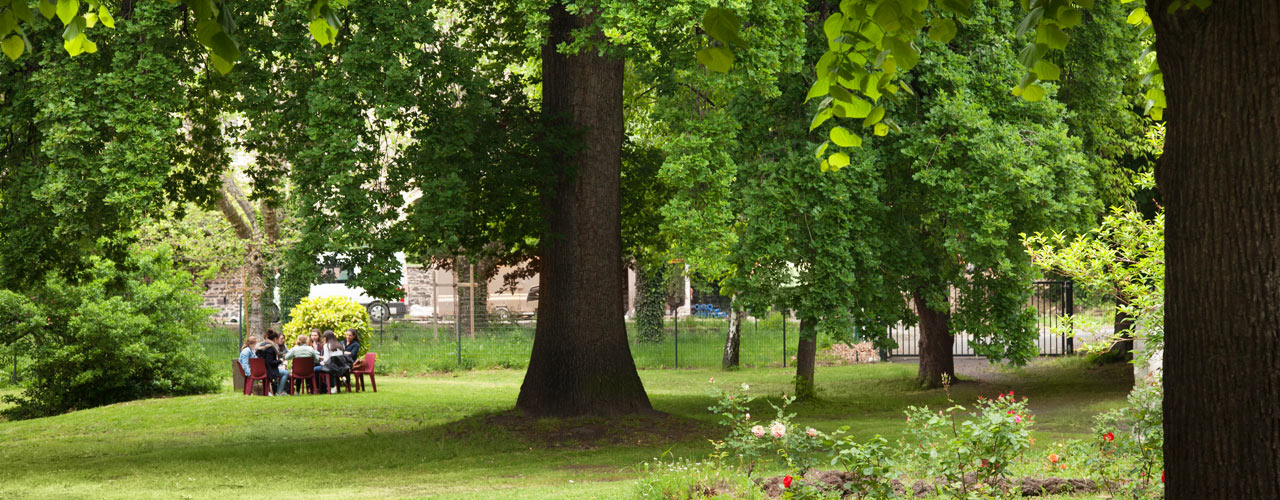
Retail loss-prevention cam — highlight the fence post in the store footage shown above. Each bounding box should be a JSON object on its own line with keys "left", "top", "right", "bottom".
{"left": 782, "top": 311, "right": 787, "bottom": 368}
{"left": 673, "top": 312, "right": 679, "bottom": 369}
{"left": 1065, "top": 280, "right": 1074, "bottom": 354}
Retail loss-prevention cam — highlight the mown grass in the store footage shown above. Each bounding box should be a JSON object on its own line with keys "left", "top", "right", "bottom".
{"left": 0, "top": 357, "right": 1130, "bottom": 499}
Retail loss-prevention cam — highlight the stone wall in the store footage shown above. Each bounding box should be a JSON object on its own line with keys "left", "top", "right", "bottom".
{"left": 404, "top": 264, "right": 434, "bottom": 314}
{"left": 203, "top": 275, "right": 243, "bottom": 324}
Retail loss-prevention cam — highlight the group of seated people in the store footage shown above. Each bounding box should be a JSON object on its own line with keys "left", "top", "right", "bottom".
{"left": 238, "top": 328, "right": 363, "bottom": 395}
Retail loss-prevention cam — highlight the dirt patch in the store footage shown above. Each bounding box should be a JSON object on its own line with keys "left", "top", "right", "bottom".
{"left": 759, "top": 470, "right": 1097, "bottom": 498}
{"left": 444, "top": 410, "right": 712, "bottom": 451}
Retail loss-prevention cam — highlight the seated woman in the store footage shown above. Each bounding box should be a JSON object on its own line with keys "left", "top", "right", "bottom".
{"left": 256, "top": 331, "right": 287, "bottom": 395}
{"left": 338, "top": 329, "right": 362, "bottom": 389}
{"left": 283, "top": 334, "right": 321, "bottom": 393}
{"left": 239, "top": 335, "right": 259, "bottom": 378}
{"left": 318, "top": 331, "right": 351, "bottom": 393}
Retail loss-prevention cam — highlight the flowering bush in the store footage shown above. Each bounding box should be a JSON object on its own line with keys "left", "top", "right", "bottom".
{"left": 282, "top": 296, "right": 371, "bottom": 356}
{"left": 902, "top": 381, "right": 1034, "bottom": 496}
{"left": 706, "top": 383, "right": 823, "bottom": 477}
{"left": 1090, "top": 374, "right": 1164, "bottom": 498}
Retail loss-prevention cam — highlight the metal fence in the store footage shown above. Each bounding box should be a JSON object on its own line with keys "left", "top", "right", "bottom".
{"left": 883, "top": 280, "right": 1074, "bottom": 358}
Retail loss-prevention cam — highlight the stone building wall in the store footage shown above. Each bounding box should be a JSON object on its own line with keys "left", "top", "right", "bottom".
{"left": 404, "top": 264, "right": 434, "bottom": 314}
{"left": 203, "top": 275, "right": 243, "bottom": 324}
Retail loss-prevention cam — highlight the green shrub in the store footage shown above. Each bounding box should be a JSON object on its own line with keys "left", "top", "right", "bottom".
{"left": 0, "top": 250, "right": 220, "bottom": 419}
{"left": 282, "top": 296, "right": 370, "bottom": 356}
{"left": 1091, "top": 374, "right": 1164, "bottom": 498}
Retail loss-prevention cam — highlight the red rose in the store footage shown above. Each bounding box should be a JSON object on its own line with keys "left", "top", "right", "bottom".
{"left": 1104, "top": 432, "right": 1115, "bottom": 442}
{"left": 783, "top": 475, "right": 793, "bottom": 488}
{"left": 980, "top": 459, "right": 988, "bottom": 468}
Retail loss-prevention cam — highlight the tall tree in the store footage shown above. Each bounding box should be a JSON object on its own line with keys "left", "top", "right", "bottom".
{"left": 1148, "top": 2, "right": 1280, "bottom": 497}
{"left": 516, "top": 5, "right": 651, "bottom": 415}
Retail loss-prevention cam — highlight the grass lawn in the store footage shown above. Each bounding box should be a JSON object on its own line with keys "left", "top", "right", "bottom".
{"left": 0, "top": 357, "right": 1131, "bottom": 499}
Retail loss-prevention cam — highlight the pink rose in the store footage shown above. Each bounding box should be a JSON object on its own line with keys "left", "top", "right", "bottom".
{"left": 751, "top": 425, "right": 766, "bottom": 438}
{"left": 806, "top": 427, "right": 818, "bottom": 437}
{"left": 770, "top": 422, "right": 786, "bottom": 439}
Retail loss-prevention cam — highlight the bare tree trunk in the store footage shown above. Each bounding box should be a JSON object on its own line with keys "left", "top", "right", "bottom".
{"left": 1151, "top": 2, "right": 1280, "bottom": 497}
{"left": 794, "top": 316, "right": 817, "bottom": 400}
{"left": 722, "top": 297, "right": 742, "bottom": 369}
{"left": 515, "top": 3, "right": 651, "bottom": 417}
{"left": 914, "top": 288, "right": 954, "bottom": 389}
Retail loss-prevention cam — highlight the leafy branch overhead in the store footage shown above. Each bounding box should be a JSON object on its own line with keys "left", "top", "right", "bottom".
{"left": 0, "top": 0, "right": 346, "bottom": 73}
{"left": 693, "top": 0, "right": 1202, "bottom": 171}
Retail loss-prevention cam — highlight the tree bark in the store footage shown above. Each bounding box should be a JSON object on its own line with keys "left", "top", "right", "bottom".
{"left": 794, "top": 317, "right": 817, "bottom": 400}
{"left": 1151, "top": 2, "right": 1280, "bottom": 497}
{"left": 722, "top": 296, "right": 741, "bottom": 369}
{"left": 914, "top": 288, "right": 954, "bottom": 389}
{"left": 516, "top": 4, "right": 651, "bottom": 417}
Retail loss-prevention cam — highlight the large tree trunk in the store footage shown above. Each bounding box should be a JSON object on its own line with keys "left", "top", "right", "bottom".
{"left": 794, "top": 316, "right": 817, "bottom": 400}
{"left": 1151, "top": 3, "right": 1280, "bottom": 497}
{"left": 516, "top": 4, "right": 651, "bottom": 417}
{"left": 914, "top": 288, "right": 954, "bottom": 388}
{"left": 722, "top": 297, "right": 742, "bottom": 369}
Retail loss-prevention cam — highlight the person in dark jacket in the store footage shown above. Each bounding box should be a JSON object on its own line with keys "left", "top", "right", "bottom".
{"left": 256, "top": 330, "right": 289, "bottom": 395}
{"left": 340, "top": 329, "right": 362, "bottom": 388}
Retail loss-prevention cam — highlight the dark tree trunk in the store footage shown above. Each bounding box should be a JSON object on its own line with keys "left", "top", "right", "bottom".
{"left": 516, "top": 4, "right": 651, "bottom": 417}
{"left": 794, "top": 317, "right": 817, "bottom": 400}
{"left": 722, "top": 297, "right": 741, "bottom": 369}
{"left": 1151, "top": 2, "right": 1280, "bottom": 498}
{"left": 1113, "top": 296, "right": 1133, "bottom": 356}
{"left": 914, "top": 288, "right": 954, "bottom": 388}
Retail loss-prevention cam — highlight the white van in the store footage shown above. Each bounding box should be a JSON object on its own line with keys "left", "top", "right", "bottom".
{"left": 274, "top": 253, "right": 408, "bottom": 323}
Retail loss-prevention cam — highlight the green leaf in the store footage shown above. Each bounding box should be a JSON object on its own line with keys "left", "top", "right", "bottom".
{"left": 805, "top": 78, "right": 830, "bottom": 103}
{"left": 1015, "top": 7, "right": 1043, "bottom": 37}
{"left": 871, "top": 0, "right": 901, "bottom": 32}
{"left": 12, "top": 0, "right": 33, "bottom": 23}
{"left": 828, "top": 152, "right": 852, "bottom": 169}
{"left": 97, "top": 5, "right": 112, "bottom": 28}
{"left": 815, "top": 141, "right": 830, "bottom": 159}
{"left": 38, "top": 0, "right": 54, "bottom": 20}
{"left": 1033, "top": 59, "right": 1060, "bottom": 81}
{"left": 830, "top": 126, "right": 860, "bottom": 147}
{"left": 209, "top": 31, "right": 240, "bottom": 63}
{"left": 695, "top": 46, "right": 733, "bottom": 73}
{"left": 1126, "top": 7, "right": 1147, "bottom": 25}
{"left": 928, "top": 18, "right": 957, "bottom": 43}
{"left": 1022, "top": 83, "right": 1045, "bottom": 102}
{"left": 702, "top": 7, "right": 746, "bottom": 47}
{"left": 873, "top": 123, "right": 889, "bottom": 136}
{"left": 1037, "top": 23, "right": 1069, "bottom": 50}
{"left": 809, "top": 108, "right": 834, "bottom": 132}
{"left": 1058, "top": 7, "right": 1082, "bottom": 28}
{"left": 884, "top": 37, "right": 918, "bottom": 70}
{"left": 823, "top": 13, "right": 844, "bottom": 50}
{"left": 938, "top": 0, "right": 972, "bottom": 17}
{"left": 210, "top": 52, "right": 233, "bottom": 74}
{"left": 55, "top": 0, "right": 76, "bottom": 25}
{"left": 1, "top": 35, "right": 23, "bottom": 60}
{"left": 1018, "top": 42, "right": 1048, "bottom": 68}
{"left": 1074, "top": 0, "right": 1094, "bottom": 8}
{"left": 0, "top": 11, "right": 13, "bottom": 36}
{"left": 309, "top": 17, "right": 334, "bottom": 46}
{"left": 863, "top": 106, "right": 885, "bottom": 127}
{"left": 62, "top": 32, "right": 84, "bottom": 55}
{"left": 196, "top": 18, "right": 220, "bottom": 47}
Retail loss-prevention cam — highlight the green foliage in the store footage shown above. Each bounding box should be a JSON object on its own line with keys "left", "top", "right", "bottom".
{"left": 901, "top": 386, "right": 1035, "bottom": 496}
{"left": 0, "top": 248, "right": 219, "bottom": 419}
{"left": 0, "top": 1, "right": 215, "bottom": 290}
{"left": 281, "top": 296, "right": 370, "bottom": 356}
{"left": 1090, "top": 374, "right": 1164, "bottom": 498}
{"left": 823, "top": 434, "right": 898, "bottom": 499}
{"left": 634, "top": 458, "right": 772, "bottom": 500}
{"left": 706, "top": 382, "right": 824, "bottom": 476}
{"left": 1024, "top": 187, "right": 1164, "bottom": 356}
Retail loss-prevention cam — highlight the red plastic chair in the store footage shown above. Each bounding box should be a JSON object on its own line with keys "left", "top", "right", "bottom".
{"left": 246, "top": 358, "right": 272, "bottom": 396}
{"left": 352, "top": 353, "right": 377, "bottom": 393}
{"left": 288, "top": 357, "right": 318, "bottom": 395}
